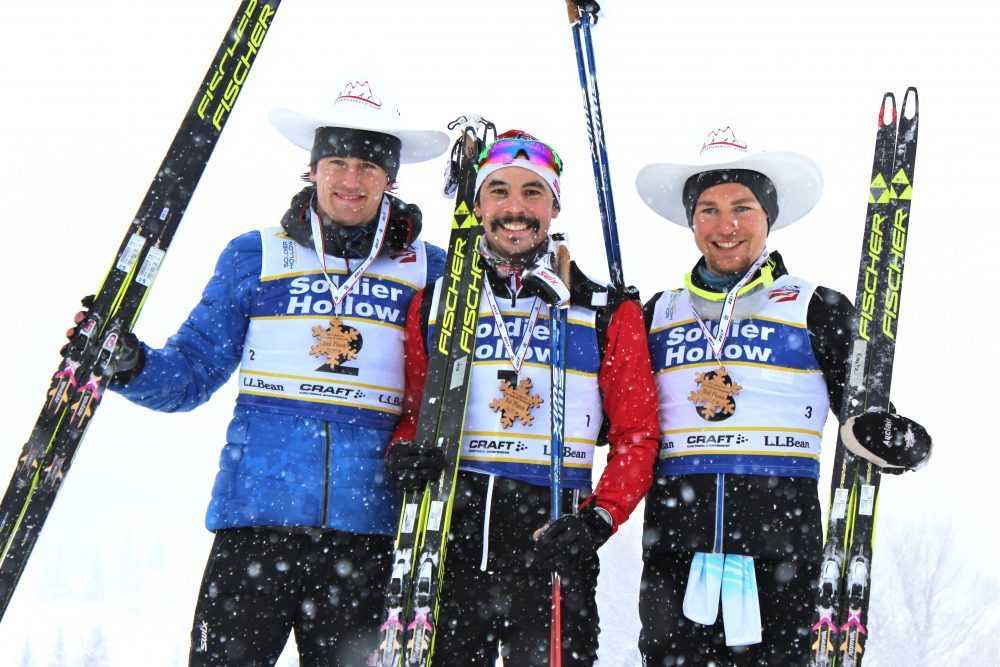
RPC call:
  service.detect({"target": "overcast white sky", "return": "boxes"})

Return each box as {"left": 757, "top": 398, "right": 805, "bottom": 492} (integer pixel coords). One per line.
{"left": 1, "top": 0, "right": 997, "bottom": 662}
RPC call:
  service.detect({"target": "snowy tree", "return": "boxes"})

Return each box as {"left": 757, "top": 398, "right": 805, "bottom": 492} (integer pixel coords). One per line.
{"left": 49, "top": 632, "right": 67, "bottom": 667}
{"left": 17, "top": 640, "right": 33, "bottom": 667}
{"left": 80, "top": 626, "right": 110, "bottom": 666}
{"left": 866, "top": 516, "right": 1000, "bottom": 666}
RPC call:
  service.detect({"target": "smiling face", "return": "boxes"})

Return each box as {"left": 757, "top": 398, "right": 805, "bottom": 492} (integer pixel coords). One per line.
{"left": 310, "top": 156, "right": 391, "bottom": 227}
{"left": 691, "top": 182, "right": 769, "bottom": 276}
{"left": 474, "top": 166, "right": 559, "bottom": 262}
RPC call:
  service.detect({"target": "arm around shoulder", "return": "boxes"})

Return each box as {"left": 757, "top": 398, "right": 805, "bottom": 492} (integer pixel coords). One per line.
{"left": 586, "top": 298, "right": 660, "bottom": 530}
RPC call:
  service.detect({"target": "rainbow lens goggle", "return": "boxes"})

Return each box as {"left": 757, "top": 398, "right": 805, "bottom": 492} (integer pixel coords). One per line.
{"left": 475, "top": 138, "right": 564, "bottom": 175}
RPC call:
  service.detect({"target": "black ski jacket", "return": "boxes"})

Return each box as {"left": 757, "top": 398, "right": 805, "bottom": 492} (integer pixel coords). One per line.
{"left": 642, "top": 252, "right": 854, "bottom": 562}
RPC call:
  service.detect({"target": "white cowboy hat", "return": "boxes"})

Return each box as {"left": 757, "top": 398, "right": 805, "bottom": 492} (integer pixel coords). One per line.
{"left": 635, "top": 125, "right": 823, "bottom": 231}
{"left": 269, "top": 77, "right": 449, "bottom": 164}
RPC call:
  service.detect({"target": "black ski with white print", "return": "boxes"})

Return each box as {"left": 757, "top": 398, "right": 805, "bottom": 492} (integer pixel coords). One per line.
{"left": 809, "top": 87, "right": 919, "bottom": 667}
{"left": 375, "top": 117, "right": 492, "bottom": 667}
{"left": 0, "top": 0, "right": 280, "bottom": 620}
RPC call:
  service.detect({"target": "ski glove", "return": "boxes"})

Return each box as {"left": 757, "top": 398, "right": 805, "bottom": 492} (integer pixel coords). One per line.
{"left": 521, "top": 254, "right": 570, "bottom": 307}
{"left": 63, "top": 295, "right": 145, "bottom": 386}
{"left": 531, "top": 506, "right": 613, "bottom": 573}
{"left": 385, "top": 440, "right": 446, "bottom": 490}
{"left": 841, "top": 411, "right": 932, "bottom": 474}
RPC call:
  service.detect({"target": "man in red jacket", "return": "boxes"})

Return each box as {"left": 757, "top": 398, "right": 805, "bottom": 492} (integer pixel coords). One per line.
{"left": 385, "top": 130, "right": 659, "bottom": 666}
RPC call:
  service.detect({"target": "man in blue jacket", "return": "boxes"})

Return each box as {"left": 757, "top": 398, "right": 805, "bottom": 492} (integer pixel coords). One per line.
{"left": 104, "top": 78, "right": 448, "bottom": 666}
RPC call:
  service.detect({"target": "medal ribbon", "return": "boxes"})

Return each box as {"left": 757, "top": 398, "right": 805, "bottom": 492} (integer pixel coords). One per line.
{"left": 310, "top": 195, "right": 391, "bottom": 307}
{"left": 690, "top": 249, "right": 770, "bottom": 363}
{"left": 483, "top": 278, "right": 542, "bottom": 374}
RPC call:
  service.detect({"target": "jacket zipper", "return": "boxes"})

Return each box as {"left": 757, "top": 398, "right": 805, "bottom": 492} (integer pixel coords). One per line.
{"left": 713, "top": 473, "right": 725, "bottom": 553}
{"left": 321, "top": 422, "right": 331, "bottom": 526}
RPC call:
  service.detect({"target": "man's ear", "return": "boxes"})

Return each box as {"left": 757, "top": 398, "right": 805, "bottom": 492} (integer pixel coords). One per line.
{"left": 550, "top": 200, "right": 561, "bottom": 219}
{"left": 307, "top": 165, "right": 317, "bottom": 183}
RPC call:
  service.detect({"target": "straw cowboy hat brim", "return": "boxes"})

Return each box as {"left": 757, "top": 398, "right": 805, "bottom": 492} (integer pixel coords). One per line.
{"left": 636, "top": 150, "right": 823, "bottom": 231}
{"left": 269, "top": 79, "right": 449, "bottom": 164}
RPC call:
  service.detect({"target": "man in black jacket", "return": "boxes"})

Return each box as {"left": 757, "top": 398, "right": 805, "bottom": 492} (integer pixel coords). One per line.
{"left": 634, "top": 126, "right": 931, "bottom": 665}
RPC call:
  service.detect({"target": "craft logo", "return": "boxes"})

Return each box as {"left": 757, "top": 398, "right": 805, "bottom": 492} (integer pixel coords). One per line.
{"left": 467, "top": 439, "right": 529, "bottom": 453}
{"left": 684, "top": 433, "right": 749, "bottom": 446}
{"left": 700, "top": 126, "right": 749, "bottom": 155}
{"left": 769, "top": 285, "right": 801, "bottom": 302}
{"left": 336, "top": 80, "right": 383, "bottom": 109}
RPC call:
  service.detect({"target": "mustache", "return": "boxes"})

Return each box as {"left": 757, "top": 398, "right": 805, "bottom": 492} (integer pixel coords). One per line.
{"left": 488, "top": 214, "right": 541, "bottom": 233}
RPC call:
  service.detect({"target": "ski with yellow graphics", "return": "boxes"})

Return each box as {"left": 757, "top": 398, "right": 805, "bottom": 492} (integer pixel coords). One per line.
{"left": 808, "top": 88, "right": 919, "bottom": 666}
{"left": 0, "top": 0, "right": 280, "bottom": 621}
{"left": 375, "top": 117, "right": 492, "bottom": 667}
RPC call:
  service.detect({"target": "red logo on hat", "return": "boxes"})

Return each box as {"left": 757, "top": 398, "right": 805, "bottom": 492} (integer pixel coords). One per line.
{"left": 336, "top": 81, "right": 383, "bottom": 108}
{"left": 701, "top": 126, "right": 748, "bottom": 155}
{"left": 498, "top": 129, "right": 538, "bottom": 141}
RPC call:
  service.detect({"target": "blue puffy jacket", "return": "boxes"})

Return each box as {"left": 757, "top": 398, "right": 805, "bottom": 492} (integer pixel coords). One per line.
{"left": 114, "top": 230, "right": 445, "bottom": 535}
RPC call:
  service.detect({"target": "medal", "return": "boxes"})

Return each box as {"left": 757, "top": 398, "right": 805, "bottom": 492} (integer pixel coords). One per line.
{"left": 688, "top": 367, "right": 742, "bottom": 421}
{"left": 310, "top": 317, "right": 361, "bottom": 370}
{"left": 489, "top": 377, "right": 543, "bottom": 429}
{"left": 482, "top": 277, "right": 545, "bottom": 428}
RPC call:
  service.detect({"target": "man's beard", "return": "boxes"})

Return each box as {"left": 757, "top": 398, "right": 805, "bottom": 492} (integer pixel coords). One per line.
{"left": 487, "top": 214, "right": 545, "bottom": 263}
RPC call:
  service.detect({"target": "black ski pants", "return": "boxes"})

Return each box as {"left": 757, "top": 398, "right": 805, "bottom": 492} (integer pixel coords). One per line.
{"left": 638, "top": 550, "right": 820, "bottom": 667}
{"left": 431, "top": 473, "right": 600, "bottom": 667}
{"left": 188, "top": 527, "right": 390, "bottom": 667}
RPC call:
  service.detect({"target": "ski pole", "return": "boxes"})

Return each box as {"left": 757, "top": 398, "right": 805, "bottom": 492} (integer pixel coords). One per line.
{"left": 548, "top": 236, "right": 571, "bottom": 667}
{"left": 563, "top": 1, "right": 625, "bottom": 291}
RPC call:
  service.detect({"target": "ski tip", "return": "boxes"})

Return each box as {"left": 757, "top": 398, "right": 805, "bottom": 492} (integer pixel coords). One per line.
{"left": 900, "top": 87, "right": 919, "bottom": 121}
{"left": 879, "top": 92, "right": 897, "bottom": 128}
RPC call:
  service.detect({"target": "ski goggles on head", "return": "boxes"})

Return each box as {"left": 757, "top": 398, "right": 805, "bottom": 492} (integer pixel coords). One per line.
{"left": 475, "top": 138, "right": 564, "bottom": 176}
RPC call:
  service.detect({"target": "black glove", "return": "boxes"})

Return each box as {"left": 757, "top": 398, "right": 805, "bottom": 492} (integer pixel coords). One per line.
{"left": 841, "top": 411, "right": 931, "bottom": 474}
{"left": 63, "top": 295, "right": 145, "bottom": 386}
{"left": 102, "top": 330, "right": 145, "bottom": 386}
{"left": 571, "top": 0, "right": 602, "bottom": 15}
{"left": 385, "top": 440, "right": 446, "bottom": 490}
{"left": 531, "top": 506, "right": 613, "bottom": 573}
